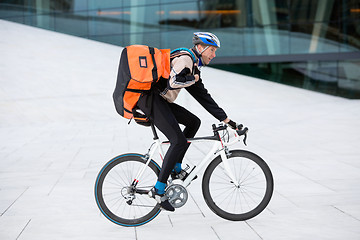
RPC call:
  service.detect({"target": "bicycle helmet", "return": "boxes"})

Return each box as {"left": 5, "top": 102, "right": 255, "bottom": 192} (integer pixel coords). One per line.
{"left": 192, "top": 32, "right": 220, "bottom": 48}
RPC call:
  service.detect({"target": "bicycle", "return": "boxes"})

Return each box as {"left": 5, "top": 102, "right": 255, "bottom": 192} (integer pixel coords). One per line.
{"left": 94, "top": 123, "right": 273, "bottom": 227}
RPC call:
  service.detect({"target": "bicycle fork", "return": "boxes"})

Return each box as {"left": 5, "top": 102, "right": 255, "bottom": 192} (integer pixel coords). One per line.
{"left": 220, "top": 147, "right": 240, "bottom": 188}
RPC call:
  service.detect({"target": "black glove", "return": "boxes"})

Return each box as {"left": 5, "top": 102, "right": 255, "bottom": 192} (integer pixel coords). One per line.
{"left": 227, "top": 120, "right": 237, "bottom": 130}
{"left": 179, "top": 67, "right": 191, "bottom": 76}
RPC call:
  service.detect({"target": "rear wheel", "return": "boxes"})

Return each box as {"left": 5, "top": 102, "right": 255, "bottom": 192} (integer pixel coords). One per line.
{"left": 202, "top": 150, "right": 273, "bottom": 221}
{"left": 95, "top": 154, "right": 161, "bottom": 227}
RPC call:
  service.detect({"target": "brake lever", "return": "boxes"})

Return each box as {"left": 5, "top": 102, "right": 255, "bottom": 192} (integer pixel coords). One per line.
{"left": 236, "top": 127, "right": 248, "bottom": 146}
{"left": 243, "top": 132, "right": 248, "bottom": 146}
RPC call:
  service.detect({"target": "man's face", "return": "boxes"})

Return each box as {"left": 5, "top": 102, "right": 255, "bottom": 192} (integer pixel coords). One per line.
{"left": 199, "top": 45, "right": 218, "bottom": 65}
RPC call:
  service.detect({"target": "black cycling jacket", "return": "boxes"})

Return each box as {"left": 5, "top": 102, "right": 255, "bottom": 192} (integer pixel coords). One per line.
{"left": 185, "top": 78, "right": 227, "bottom": 122}
{"left": 155, "top": 77, "right": 227, "bottom": 122}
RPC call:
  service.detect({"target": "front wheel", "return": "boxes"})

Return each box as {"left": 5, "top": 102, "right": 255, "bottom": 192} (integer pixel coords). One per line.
{"left": 95, "top": 154, "right": 161, "bottom": 227}
{"left": 202, "top": 150, "right": 273, "bottom": 221}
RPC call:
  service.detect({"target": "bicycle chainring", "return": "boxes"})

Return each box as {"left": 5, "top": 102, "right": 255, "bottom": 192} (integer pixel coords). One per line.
{"left": 165, "top": 184, "right": 188, "bottom": 208}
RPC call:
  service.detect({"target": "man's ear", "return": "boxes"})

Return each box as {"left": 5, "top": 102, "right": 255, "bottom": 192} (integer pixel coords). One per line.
{"left": 197, "top": 44, "right": 204, "bottom": 52}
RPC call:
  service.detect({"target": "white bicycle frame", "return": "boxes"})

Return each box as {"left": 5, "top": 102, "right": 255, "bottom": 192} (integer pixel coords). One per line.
{"left": 135, "top": 125, "right": 244, "bottom": 188}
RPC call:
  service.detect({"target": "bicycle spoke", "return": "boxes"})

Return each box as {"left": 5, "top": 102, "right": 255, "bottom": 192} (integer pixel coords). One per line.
{"left": 221, "top": 187, "right": 237, "bottom": 210}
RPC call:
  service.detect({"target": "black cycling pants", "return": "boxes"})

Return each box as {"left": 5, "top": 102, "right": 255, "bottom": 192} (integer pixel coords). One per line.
{"left": 137, "top": 93, "right": 201, "bottom": 183}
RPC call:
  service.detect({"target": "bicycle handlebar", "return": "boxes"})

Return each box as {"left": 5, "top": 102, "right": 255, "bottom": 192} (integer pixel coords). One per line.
{"left": 212, "top": 123, "right": 248, "bottom": 146}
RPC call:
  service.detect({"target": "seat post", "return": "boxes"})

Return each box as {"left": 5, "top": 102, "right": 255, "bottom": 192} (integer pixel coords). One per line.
{"left": 150, "top": 123, "right": 159, "bottom": 140}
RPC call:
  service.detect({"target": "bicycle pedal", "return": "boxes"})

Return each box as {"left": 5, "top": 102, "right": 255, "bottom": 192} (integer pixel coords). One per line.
{"left": 170, "top": 170, "right": 187, "bottom": 181}
{"left": 183, "top": 164, "right": 190, "bottom": 171}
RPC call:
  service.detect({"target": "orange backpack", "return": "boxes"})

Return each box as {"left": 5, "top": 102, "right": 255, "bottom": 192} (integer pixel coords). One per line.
{"left": 113, "top": 45, "right": 171, "bottom": 123}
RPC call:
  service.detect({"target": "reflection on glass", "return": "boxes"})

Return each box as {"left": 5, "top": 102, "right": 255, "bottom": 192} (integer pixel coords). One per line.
{"left": 0, "top": 0, "right": 359, "bottom": 98}
{"left": 338, "top": 59, "right": 360, "bottom": 92}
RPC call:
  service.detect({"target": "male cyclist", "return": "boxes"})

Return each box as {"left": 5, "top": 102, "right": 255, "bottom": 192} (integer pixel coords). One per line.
{"left": 137, "top": 32, "right": 239, "bottom": 211}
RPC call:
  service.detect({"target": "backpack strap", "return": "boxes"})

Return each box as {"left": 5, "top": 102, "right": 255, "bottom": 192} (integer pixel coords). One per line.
{"left": 149, "top": 46, "right": 158, "bottom": 82}
{"left": 170, "top": 48, "right": 196, "bottom": 64}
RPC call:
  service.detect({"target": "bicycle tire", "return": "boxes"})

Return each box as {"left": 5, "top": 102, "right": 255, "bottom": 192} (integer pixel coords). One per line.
{"left": 202, "top": 150, "right": 273, "bottom": 221}
{"left": 95, "top": 153, "right": 161, "bottom": 227}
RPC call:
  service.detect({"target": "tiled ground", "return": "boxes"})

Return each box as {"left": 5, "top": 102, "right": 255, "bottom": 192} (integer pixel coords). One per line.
{"left": 1, "top": 20, "right": 360, "bottom": 239}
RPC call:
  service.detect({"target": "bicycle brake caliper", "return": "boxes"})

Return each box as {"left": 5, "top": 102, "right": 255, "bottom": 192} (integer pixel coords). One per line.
{"left": 224, "top": 146, "right": 232, "bottom": 158}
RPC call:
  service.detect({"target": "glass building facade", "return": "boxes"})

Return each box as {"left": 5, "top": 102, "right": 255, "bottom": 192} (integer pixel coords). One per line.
{"left": 1, "top": 0, "right": 360, "bottom": 98}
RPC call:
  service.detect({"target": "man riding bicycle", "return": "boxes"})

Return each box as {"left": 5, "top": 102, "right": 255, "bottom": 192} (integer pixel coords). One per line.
{"left": 137, "top": 32, "right": 239, "bottom": 211}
